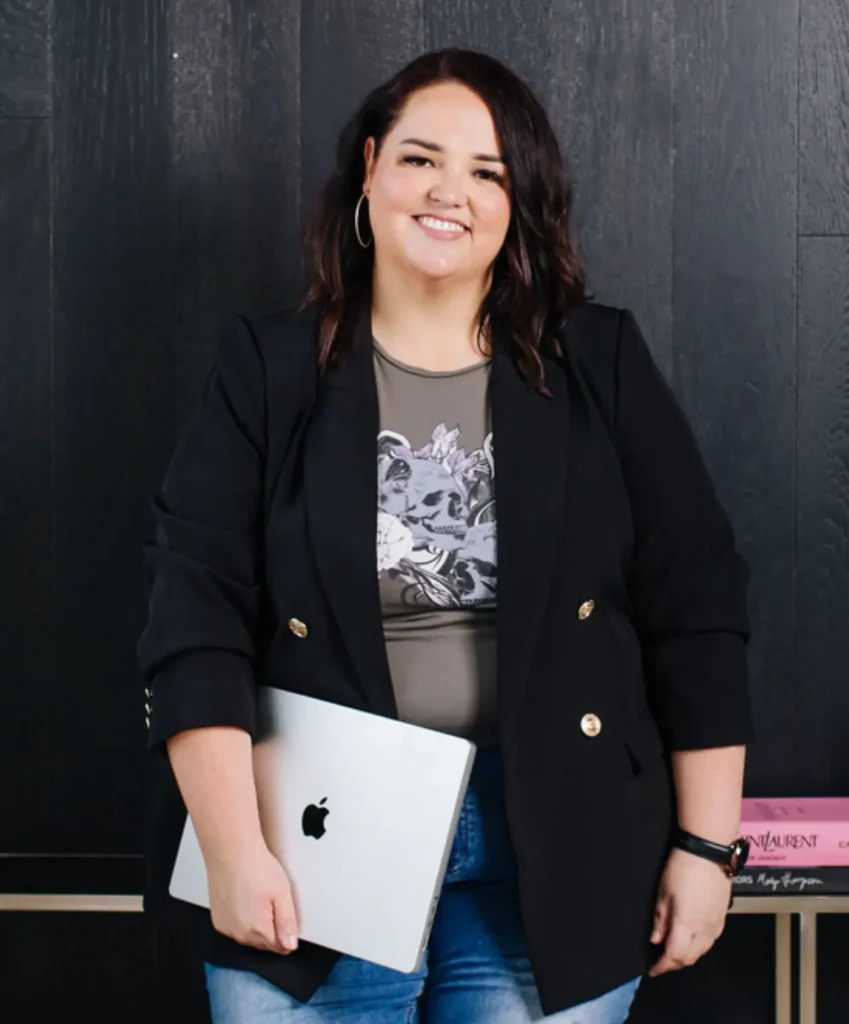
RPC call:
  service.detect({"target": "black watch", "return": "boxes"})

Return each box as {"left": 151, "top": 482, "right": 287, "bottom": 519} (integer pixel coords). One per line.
{"left": 672, "top": 827, "right": 750, "bottom": 878}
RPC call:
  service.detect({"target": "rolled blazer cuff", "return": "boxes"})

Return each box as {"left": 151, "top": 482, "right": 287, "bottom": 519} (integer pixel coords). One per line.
{"left": 146, "top": 649, "right": 257, "bottom": 752}
{"left": 643, "top": 630, "right": 756, "bottom": 751}
{"left": 612, "top": 308, "right": 756, "bottom": 753}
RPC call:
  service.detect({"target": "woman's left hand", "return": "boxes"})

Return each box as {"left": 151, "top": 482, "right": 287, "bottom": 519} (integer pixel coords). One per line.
{"left": 647, "top": 847, "right": 731, "bottom": 977}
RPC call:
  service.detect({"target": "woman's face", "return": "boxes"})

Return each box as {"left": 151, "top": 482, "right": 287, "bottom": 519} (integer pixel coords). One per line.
{"left": 362, "top": 82, "right": 511, "bottom": 284}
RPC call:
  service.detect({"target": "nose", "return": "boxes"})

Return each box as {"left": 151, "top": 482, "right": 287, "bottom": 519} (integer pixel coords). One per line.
{"left": 428, "top": 165, "right": 466, "bottom": 207}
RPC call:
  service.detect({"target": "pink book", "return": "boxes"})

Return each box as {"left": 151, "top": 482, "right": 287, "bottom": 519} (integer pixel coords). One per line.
{"left": 740, "top": 798, "right": 849, "bottom": 867}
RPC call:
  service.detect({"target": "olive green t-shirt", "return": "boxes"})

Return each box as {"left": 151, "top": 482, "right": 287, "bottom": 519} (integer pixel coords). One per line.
{"left": 374, "top": 338, "right": 498, "bottom": 749}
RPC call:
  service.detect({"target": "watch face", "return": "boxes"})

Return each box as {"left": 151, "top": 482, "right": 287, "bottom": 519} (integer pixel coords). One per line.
{"left": 732, "top": 838, "right": 751, "bottom": 871}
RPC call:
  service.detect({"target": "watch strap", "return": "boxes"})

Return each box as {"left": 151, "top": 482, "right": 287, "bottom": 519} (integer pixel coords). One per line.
{"left": 673, "top": 827, "right": 746, "bottom": 877}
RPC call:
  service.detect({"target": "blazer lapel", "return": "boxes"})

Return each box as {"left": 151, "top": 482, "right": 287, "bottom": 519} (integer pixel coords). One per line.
{"left": 490, "top": 332, "right": 571, "bottom": 717}
{"left": 303, "top": 305, "right": 398, "bottom": 719}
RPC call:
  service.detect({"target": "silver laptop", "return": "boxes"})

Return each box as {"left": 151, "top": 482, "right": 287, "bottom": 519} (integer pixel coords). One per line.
{"left": 169, "top": 685, "right": 476, "bottom": 973}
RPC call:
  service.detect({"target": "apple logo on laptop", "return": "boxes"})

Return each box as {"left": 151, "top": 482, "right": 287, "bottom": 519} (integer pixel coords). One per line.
{"left": 302, "top": 797, "right": 329, "bottom": 839}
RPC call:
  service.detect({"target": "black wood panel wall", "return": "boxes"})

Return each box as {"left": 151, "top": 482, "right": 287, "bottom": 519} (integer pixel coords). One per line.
{"left": 2, "top": 1, "right": 848, "bottom": 1021}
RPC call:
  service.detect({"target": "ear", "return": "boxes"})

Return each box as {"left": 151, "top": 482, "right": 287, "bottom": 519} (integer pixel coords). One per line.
{"left": 362, "top": 136, "right": 376, "bottom": 192}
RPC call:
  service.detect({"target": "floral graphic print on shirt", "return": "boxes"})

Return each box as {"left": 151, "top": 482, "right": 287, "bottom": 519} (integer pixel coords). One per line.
{"left": 377, "top": 423, "right": 496, "bottom": 608}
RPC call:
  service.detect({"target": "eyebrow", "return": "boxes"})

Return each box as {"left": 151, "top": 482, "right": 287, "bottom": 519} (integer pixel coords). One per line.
{"left": 399, "top": 136, "right": 506, "bottom": 165}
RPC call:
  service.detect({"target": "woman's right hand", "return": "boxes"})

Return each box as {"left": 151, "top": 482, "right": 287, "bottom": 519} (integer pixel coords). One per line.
{"left": 207, "top": 842, "right": 300, "bottom": 955}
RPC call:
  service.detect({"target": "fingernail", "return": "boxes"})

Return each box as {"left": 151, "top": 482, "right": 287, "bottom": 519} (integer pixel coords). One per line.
{"left": 286, "top": 935, "right": 298, "bottom": 950}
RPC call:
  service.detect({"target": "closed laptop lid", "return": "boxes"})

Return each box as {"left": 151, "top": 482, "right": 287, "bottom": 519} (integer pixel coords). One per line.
{"left": 169, "top": 686, "right": 476, "bottom": 972}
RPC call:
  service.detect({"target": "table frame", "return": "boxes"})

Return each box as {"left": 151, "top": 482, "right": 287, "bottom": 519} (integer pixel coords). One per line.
{"left": 729, "top": 894, "right": 849, "bottom": 1024}
{"left": 3, "top": 892, "right": 849, "bottom": 1023}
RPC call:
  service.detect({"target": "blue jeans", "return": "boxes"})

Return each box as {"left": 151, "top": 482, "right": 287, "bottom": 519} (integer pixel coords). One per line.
{"left": 205, "top": 749, "right": 641, "bottom": 1022}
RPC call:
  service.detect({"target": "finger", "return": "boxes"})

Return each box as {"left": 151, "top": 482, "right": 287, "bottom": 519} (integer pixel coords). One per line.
{"left": 251, "top": 930, "right": 281, "bottom": 954}
{"left": 273, "top": 892, "right": 299, "bottom": 954}
{"left": 650, "top": 897, "right": 670, "bottom": 944}
{"left": 688, "top": 928, "right": 720, "bottom": 965}
{"left": 649, "top": 948, "right": 690, "bottom": 977}
{"left": 684, "top": 911, "right": 727, "bottom": 965}
{"left": 246, "top": 895, "right": 288, "bottom": 954}
{"left": 648, "top": 921, "right": 694, "bottom": 976}
{"left": 240, "top": 920, "right": 277, "bottom": 953}
{"left": 248, "top": 908, "right": 284, "bottom": 954}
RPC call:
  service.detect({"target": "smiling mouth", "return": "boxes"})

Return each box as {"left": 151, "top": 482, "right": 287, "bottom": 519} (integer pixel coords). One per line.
{"left": 413, "top": 215, "right": 470, "bottom": 233}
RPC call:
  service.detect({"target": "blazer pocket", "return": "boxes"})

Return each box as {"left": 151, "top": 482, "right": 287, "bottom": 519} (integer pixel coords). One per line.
{"left": 622, "top": 715, "right": 667, "bottom": 775}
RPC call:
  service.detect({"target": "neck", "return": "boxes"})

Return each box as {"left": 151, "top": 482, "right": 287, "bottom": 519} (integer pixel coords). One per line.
{"left": 370, "top": 259, "right": 492, "bottom": 371}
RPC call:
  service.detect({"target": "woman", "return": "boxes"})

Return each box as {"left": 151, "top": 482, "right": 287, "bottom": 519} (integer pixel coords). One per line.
{"left": 138, "top": 49, "right": 755, "bottom": 1023}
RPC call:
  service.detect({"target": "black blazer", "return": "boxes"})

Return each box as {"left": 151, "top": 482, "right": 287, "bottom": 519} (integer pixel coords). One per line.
{"left": 137, "top": 299, "right": 755, "bottom": 1016}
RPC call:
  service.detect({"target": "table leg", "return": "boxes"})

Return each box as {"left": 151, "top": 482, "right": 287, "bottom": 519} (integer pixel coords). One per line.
{"left": 799, "top": 911, "right": 817, "bottom": 1024}
{"left": 775, "top": 913, "right": 792, "bottom": 1024}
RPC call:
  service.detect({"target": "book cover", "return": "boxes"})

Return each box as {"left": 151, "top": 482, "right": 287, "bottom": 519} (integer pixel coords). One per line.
{"left": 732, "top": 866, "right": 849, "bottom": 895}
{"left": 740, "top": 798, "right": 849, "bottom": 867}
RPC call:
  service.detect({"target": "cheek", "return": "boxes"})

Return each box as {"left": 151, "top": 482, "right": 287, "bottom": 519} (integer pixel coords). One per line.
{"left": 475, "top": 191, "right": 511, "bottom": 243}
{"left": 377, "top": 169, "right": 419, "bottom": 212}
{"left": 368, "top": 172, "right": 420, "bottom": 246}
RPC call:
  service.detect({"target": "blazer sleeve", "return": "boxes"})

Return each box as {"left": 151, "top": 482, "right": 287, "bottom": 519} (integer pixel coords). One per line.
{"left": 614, "top": 309, "right": 756, "bottom": 751}
{"left": 137, "top": 315, "right": 267, "bottom": 753}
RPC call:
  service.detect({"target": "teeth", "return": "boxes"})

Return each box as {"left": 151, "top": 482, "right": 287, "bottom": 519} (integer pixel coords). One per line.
{"left": 417, "top": 216, "right": 466, "bottom": 233}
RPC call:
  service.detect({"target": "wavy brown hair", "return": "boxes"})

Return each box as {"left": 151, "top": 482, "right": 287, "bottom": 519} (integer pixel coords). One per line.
{"left": 295, "top": 47, "right": 590, "bottom": 393}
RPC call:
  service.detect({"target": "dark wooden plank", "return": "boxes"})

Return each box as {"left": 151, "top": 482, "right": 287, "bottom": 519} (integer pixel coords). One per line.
{"left": 0, "top": 912, "right": 187, "bottom": 1024}
{"left": 796, "top": 236, "right": 849, "bottom": 794}
{"left": 0, "top": 120, "right": 52, "bottom": 759}
{"left": 0, "top": 853, "right": 142, "bottom": 893}
{"left": 424, "top": 0, "right": 554, "bottom": 100}
{"left": 51, "top": 0, "right": 175, "bottom": 761}
{"left": 818, "top": 915, "right": 849, "bottom": 1024}
{"left": 0, "top": 0, "right": 49, "bottom": 117}
{"left": 301, "top": 0, "right": 425, "bottom": 246}
{"left": 673, "top": 0, "right": 799, "bottom": 797}
{"left": 169, "top": 0, "right": 302, "bottom": 419}
{"left": 45, "top": 751, "right": 145, "bottom": 851}
{"left": 800, "top": 0, "right": 849, "bottom": 234}
{"left": 0, "top": 751, "right": 143, "bottom": 852}
{"left": 426, "top": 3, "right": 674, "bottom": 372}
{"left": 545, "top": 0, "right": 674, "bottom": 375}
{"left": 0, "top": 753, "right": 44, "bottom": 851}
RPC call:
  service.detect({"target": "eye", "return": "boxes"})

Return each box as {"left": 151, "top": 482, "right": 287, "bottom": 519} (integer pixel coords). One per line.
{"left": 401, "top": 154, "right": 505, "bottom": 185}
{"left": 474, "top": 168, "right": 505, "bottom": 185}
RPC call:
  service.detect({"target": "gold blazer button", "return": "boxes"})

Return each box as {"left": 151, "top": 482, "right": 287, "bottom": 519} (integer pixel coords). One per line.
{"left": 581, "top": 713, "right": 602, "bottom": 737}
{"left": 288, "top": 617, "right": 308, "bottom": 639}
{"left": 578, "top": 599, "right": 595, "bottom": 620}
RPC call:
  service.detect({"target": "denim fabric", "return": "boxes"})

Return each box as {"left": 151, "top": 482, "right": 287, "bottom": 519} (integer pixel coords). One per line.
{"left": 205, "top": 748, "right": 641, "bottom": 1023}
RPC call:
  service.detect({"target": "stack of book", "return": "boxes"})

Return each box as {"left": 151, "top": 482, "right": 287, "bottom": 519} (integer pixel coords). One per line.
{"left": 732, "top": 798, "right": 849, "bottom": 895}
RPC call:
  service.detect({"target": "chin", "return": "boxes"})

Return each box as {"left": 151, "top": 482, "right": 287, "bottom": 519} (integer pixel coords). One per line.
{"left": 401, "top": 252, "right": 469, "bottom": 280}
{"left": 415, "top": 265, "right": 463, "bottom": 281}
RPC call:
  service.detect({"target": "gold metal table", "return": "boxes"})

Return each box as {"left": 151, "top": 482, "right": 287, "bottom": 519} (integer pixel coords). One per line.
{"left": 3, "top": 891, "right": 849, "bottom": 1023}
{"left": 729, "top": 894, "right": 849, "bottom": 1024}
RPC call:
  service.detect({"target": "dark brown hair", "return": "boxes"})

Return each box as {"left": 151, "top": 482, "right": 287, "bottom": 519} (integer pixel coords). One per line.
{"left": 296, "top": 47, "right": 590, "bottom": 392}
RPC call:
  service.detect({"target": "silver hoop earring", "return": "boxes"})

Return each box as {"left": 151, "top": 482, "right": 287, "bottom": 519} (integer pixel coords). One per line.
{"left": 354, "top": 192, "right": 373, "bottom": 249}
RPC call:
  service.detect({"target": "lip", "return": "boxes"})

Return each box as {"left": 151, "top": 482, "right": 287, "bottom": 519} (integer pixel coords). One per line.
{"left": 412, "top": 214, "right": 470, "bottom": 238}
